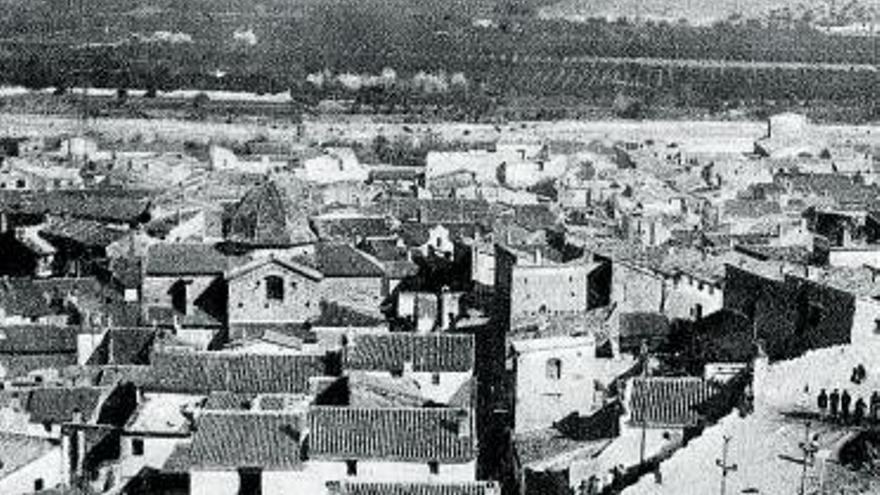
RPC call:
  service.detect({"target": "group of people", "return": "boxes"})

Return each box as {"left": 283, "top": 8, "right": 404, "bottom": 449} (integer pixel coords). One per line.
{"left": 817, "top": 388, "right": 880, "bottom": 425}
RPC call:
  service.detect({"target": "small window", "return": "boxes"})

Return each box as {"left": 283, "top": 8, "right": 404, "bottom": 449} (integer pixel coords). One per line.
{"left": 807, "top": 303, "right": 823, "bottom": 327}
{"left": 15, "top": 179, "right": 25, "bottom": 189}
{"left": 428, "top": 461, "right": 439, "bottom": 475}
{"left": 546, "top": 358, "right": 562, "bottom": 380}
{"left": 132, "top": 438, "right": 144, "bottom": 456}
{"left": 346, "top": 460, "right": 358, "bottom": 476}
{"left": 874, "top": 319, "right": 880, "bottom": 335}
{"left": 694, "top": 304, "right": 703, "bottom": 320}
{"left": 265, "top": 275, "right": 284, "bottom": 301}
{"left": 34, "top": 479, "right": 44, "bottom": 492}
{"left": 431, "top": 373, "right": 441, "bottom": 385}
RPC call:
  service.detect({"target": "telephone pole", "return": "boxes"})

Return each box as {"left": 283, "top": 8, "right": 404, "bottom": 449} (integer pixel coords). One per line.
{"left": 715, "top": 435, "right": 737, "bottom": 495}
{"left": 798, "top": 421, "right": 819, "bottom": 495}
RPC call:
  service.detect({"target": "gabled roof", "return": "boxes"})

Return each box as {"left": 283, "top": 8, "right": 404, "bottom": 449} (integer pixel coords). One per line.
{"left": 87, "top": 328, "right": 157, "bottom": 366}
{"left": 25, "top": 386, "right": 106, "bottom": 424}
{"left": 722, "top": 200, "right": 783, "bottom": 219}
{"left": 0, "top": 325, "right": 78, "bottom": 354}
{"left": 331, "top": 481, "right": 500, "bottom": 495}
{"left": 344, "top": 334, "right": 475, "bottom": 373}
{"left": 227, "top": 179, "right": 317, "bottom": 246}
{"left": 225, "top": 255, "right": 323, "bottom": 281}
{"left": 144, "top": 350, "right": 326, "bottom": 394}
{"left": 188, "top": 412, "right": 304, "bottom": 470}
{"left": 629, "top": 377, "right": 724, "bottom": 427}
{"left": 145, "top": 243, "right": 236, "bottom": 276}
{"left": 309, "top": 407, "right": 475, "bottom": 462}
{"left": 314, "top": 243, "right": 386, "bottom": 278}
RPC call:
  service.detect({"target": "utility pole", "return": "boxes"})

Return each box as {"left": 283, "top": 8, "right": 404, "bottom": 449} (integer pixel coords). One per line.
{"left": 638, "top": 339, "right": 649, "bottom": 467}
{"left": 715, "top": 435, "right": 737, "bottom": 495}
{"left": 798, "top": 421, "right": 819, "bottom": 495}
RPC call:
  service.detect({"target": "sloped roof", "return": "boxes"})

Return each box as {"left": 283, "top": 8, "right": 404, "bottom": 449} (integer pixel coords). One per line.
{"left": 0, "top": 189, "right": 153, "bottom": 223}
{"left": 227, "top": 179, "right": 316, "bottom": 246}
{"left": 99, "top": 328, "right": 157, "bottom": 365}
{"left": 397, "top": 223, "right": 479, "bottom": 248}
{"left": 333, "top": 481, "right": 499, "bottom": 495}
{"left": 345, "top": 372, "right": 427, "bottom": 409}
{"left": 722, "top": 200, "right": 783, "bottom": 219}
{"left": 0, "top": 325, "right": 78, "bottom": 354}
{"left": 144, "top": 350, "right": 326, "bottom": 394}
{"left": 311, "top": 215, "right": 392, "bottom": 242}
{"left": 161, "top": 442, "right": 192, "bottom": 473}
{"left": 345, "top": 334, "right": 475, "bottom": 373}
{"left": 314, "top": 301, "right": 385, "bottom": 328}
{"left": 25, "top": 387, "right": 106, "bottom": 424}
{"left": 309, "top": 407, "right": 475, "bottom": 462}
{"left": 0, "top": 354, "right": 77, "bottom": 378}
{"left": 0, "top": 433, "right": 57, "bottom": 479}
{"left": 0, "top": 277, "right": 109, "bottom": 320}
{"left": 145, "top": 243, "right": 235, "bottom": 275}
{"left": 41, "top": 217, "right": 129, "bottom": 248}
{"left": 225, "top": 255, "right": 323, "bottom": 281}
{"left": 188, "top": 412, "right": 304, "bottom": 470}
{"left": 629, "top": 377, "right": 724, "bottom": 427}
{"left": 315, "top": 243, "right": 386, "bottom": 278}
{"left": 202, "top": 392, "right": 256, "bottom": 411}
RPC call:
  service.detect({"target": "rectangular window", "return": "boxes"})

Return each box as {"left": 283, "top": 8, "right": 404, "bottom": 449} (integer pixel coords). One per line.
{"left": 431, "top": 373, "right": 441, "bottom": 385}
{"left": 429, "top": 461, "right": 440, "bottom": 475}
{"left": 346, "top": 460, "right": 358, "bottom": 476}
{"left": 132, "top": 438, "right": 144, "bottom": 456}
{"left": 875, "top": 319, "right": 880, "bottom": 335}
{"left": 34, "top": 479, "right": 44, "bottom": 492}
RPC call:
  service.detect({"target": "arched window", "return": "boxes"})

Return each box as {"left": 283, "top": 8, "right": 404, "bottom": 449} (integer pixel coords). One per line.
{"left": 546, "top": 358, "right": 562, "bottom": 380}
{"left": 265, "top": 275, "right": 284, "bottom": 301}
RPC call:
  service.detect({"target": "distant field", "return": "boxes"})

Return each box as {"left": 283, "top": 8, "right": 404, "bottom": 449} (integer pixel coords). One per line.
{"left": 538, "top": 0, "right": 879, "bottom": 24}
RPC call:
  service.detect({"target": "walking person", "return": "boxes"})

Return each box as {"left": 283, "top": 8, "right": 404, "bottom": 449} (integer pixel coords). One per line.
{"left": 830, "top": 389, "right": 840, "bottom": 419}
{"left": 817, "top": 389, "right": 828, "bottom": 418}
{"left": 841, "top": 390, "right": 852, "bottom": 423}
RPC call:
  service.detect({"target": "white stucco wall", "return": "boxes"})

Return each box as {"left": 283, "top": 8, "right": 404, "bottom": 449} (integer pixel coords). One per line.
{"left": 850, "top": 297, "right": 880, "bottom": 348}
{"left": 119, "top": 434, "right": 188, "bottom": 481}
{"left": 0, "top": 446, "right": 62, "bottom": 495}
{"left": 665, "top": 276, "right": 723, "bottom": 321}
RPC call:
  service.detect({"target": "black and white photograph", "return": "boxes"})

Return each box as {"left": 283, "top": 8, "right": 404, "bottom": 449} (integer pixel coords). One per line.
{"left": 0, "top": 0, "right": 876, "bottom": 493}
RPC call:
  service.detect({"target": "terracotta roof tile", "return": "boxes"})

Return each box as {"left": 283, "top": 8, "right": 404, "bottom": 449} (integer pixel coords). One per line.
{"left": 315, "top": 243, "right": 386, "bottom": 278}
{"left": 145, "top": 350, "right": 326, "bottom": 394}
{"left": 25, "top": 386, "right": 106, "bottom": 424}
{"left": 188, "top": 412, "right": 304, "bottom": 469}
{"left": 227, "top": 179, "right": 316, "bottom": 246}
{"left": 629, "top": 377, "right": 724, "bottom": 427}
{"left": 345, "top": 334, "right": 474, "bottom": 373}
{"left": 0, "top": 325, "right": 78, "bottom": 354}
{"left": 309, "top": 407, "right": 476, "bottom": 462}
{"left": 144, "top": 243, "right": 236, "bottom": 275}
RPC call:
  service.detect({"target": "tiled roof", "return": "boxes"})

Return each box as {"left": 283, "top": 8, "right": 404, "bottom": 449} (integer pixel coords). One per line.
{"left": 161, "top": 442, "right": 192, "bottom": 473}
{"left": 345, "top": 334, "right": 474, "bottom": 373}
{"left": 629, "top": 377, "right": 724, "bottom": 427}
{"left": 507, "top": 204, "right": 559, "bottom": 231}
{"left": 227, "top": 179, "right": 317, "bottom": 246}
{"left": 0, "top": 354, "right": 77, "bottom": 378}
{"left": 40, "top": 216, "right": 129, "bottom": 248}
{"left": 188, "top": 412, "right": 304, "bottom": 469}
{"left": 358, "top": 237, "right": 407, "bottom": 262}
{"left": 144, "top": 210, "right": 202, "bottom": 239}
{"left": 145, "top": 306, "right": 224, "bottom": 328}
{"left": 314, "top": 301, "right": 385, "bottom": 328}
{"left": 0, "top": 189, "right": 153, "bottom": 223}
{"left": 722, "top": 200, "right": 782, "bottom": 219}
{"left": 0, "top": 325, "right": 78, "bottom": 354}
{"left": 144, "top": 350, "right": 326, "bottom": 394}
{"left": 309, "top": 407, "right": 475, "bottom": 462}
{"left": 332, "top": 481, "right": 499, "bottom": 495}
{"left": 88, "top": 328, "right": 156, "bottom": 366}
{"left": 230, "top": 322, "right": 316, "bottom": 345}
{"left": 345, "top": 373, "right": 427, "bottom": 409}
{"left": 0, "top": 277, "right": 107, "bottom": 320}
{"left": 0, "top": 433, "right": 57, "bottom": 479}
{"left": 376, "top": 199, "right": 491, "bottom": 225}
{"left": 225, "top": 255, "right": 323, "bottom": 281}
{"left": 202, "top": 392, "right": 256, "bottom": 410}
{"left": 311, "top": 215, "right": 392, "bottom": 242}
{"left": 25, "top": 386, "right": 106, "bottom": 424}
{"left": 144, "top": 243, "right": 236, "bottom": 275}
{"left": 314, "top": 243, "right": 386, "bottom": 278}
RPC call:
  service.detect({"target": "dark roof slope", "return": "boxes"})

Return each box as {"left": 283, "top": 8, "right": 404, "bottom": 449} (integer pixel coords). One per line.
{"left": 25, "top": 387, "right": 106, "bottom": 423}
{"left": 315, "top": 243, "right": 386, "bottom": 278}
{"left": 629, "top": 377, "right": 724, "bottom": 427}
{"left": 0, "top": 190, "right": 152, "bottom": 223}
{"left": 0, "top": 325, "right": 78, "bottom": 354}
{"left": 188, "top": 412, "right": 304, "bottom": 470}
{"left": 40, "top": 217, "right": 129, "bottom": 248}
{"left": 309, "top": 407, "right": 475, "bottom": 462}
{"left": 345, "top": 334, "right": 475, "bottom": 373}
{"left": 144, "top": 350, "right": 326, "bottom": 394}
{"left": 311, "top": 216, "right": 392, "bottom": 242}
{"left": 145, "top": 243, "right": 235, "bottom": 275}
{"left": 397, "top": 223, "right": 479, "bottom": 247}
{"left": 227, "top": 179, "right": 316, "bottom": 246}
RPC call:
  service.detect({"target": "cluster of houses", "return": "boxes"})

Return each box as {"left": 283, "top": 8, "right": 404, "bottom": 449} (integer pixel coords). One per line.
{"left": 0, "top": 113, "right": 876, "bottom": 494}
